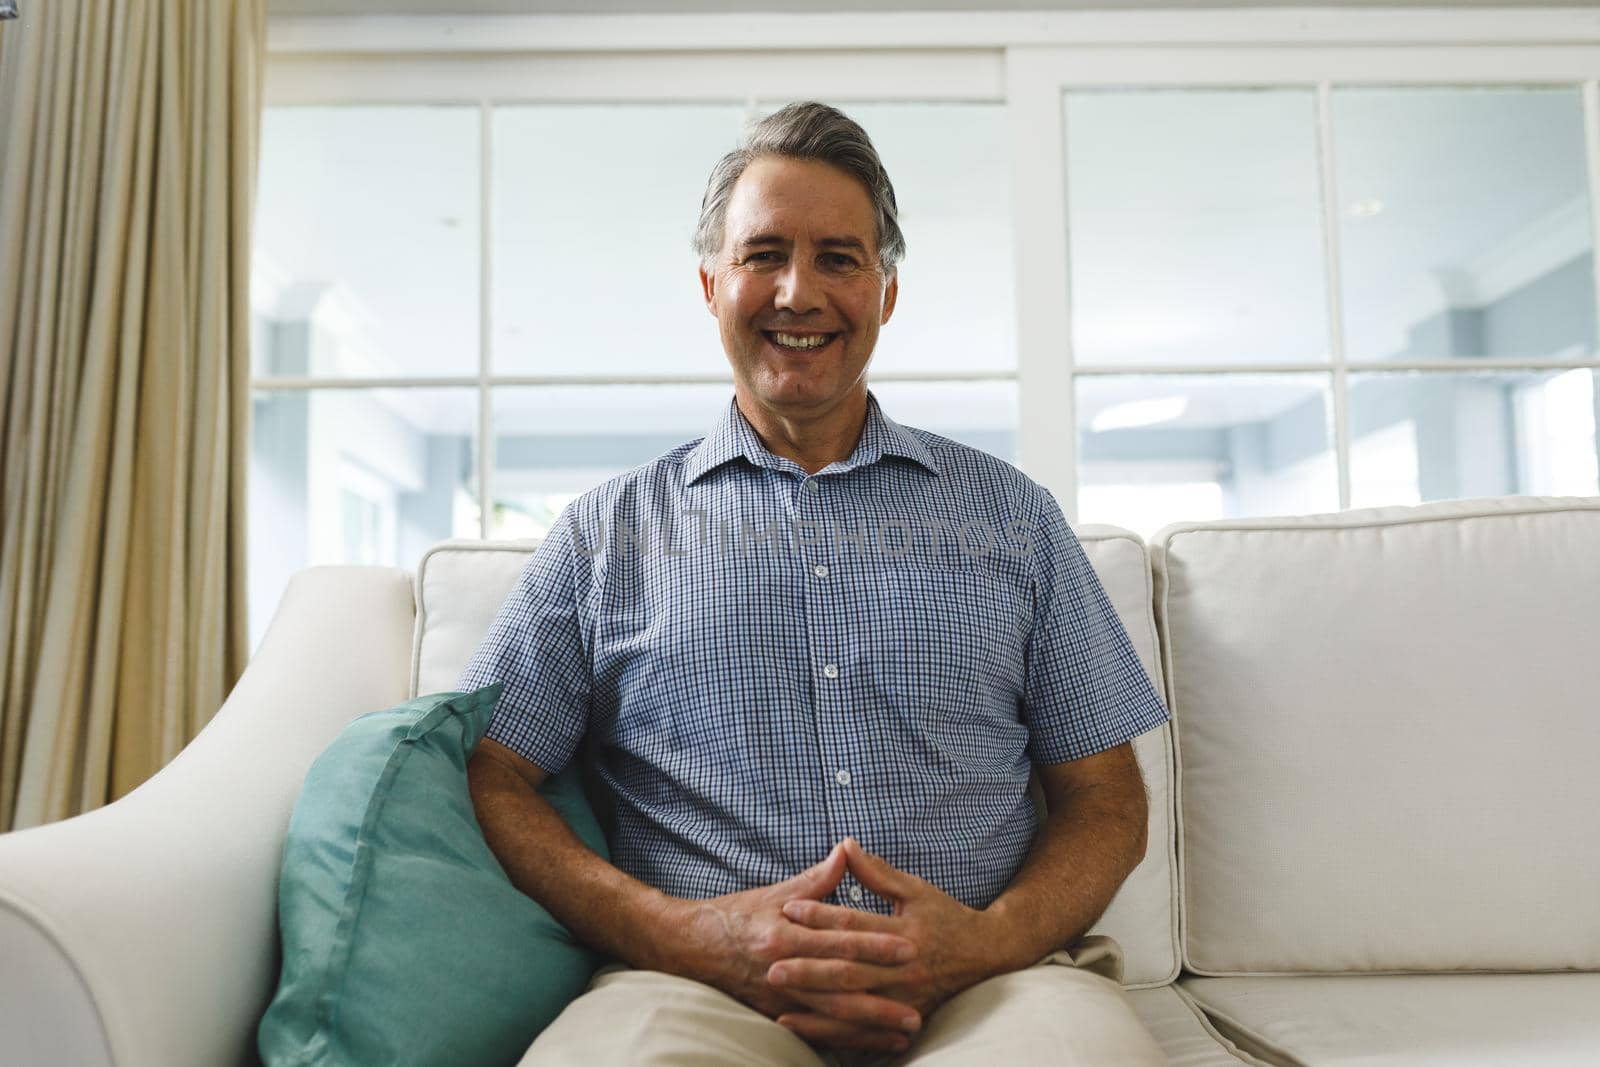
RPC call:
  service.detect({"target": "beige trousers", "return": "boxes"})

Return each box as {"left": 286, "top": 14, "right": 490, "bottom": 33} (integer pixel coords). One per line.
{"left": 519, "top": 935, "right": 1169, "bottom": 1066}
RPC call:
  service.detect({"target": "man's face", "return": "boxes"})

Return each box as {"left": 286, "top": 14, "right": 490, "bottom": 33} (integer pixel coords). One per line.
{"left": 699, "top": 155, "right": 898, "bottom": 415}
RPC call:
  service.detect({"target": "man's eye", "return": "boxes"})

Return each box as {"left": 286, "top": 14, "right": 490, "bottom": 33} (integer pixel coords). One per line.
{"left": 746, "top": 251, "right": 781, "bottom": 264}
{"left": 822, "top": 253, "right": 859, "bottom": 270}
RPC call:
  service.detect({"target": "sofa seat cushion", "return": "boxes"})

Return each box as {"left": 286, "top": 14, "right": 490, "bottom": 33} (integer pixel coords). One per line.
{"left": 1125, "top": 985, "right": 1264, "bottom": 1065}
{"left": 1179, "top": 974, "right": 1600, "bottom": 1066}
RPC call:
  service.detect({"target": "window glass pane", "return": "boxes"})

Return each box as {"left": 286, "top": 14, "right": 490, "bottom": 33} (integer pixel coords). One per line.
{"left": 1077, "top": 374, "right": 1337, "bottom": 537}
{"left": 491, "top": 105, "right": 745, "bottom": 378}
{"left": 491, "top": 384, "right": 733, "bottom": 539}
{"left": 1064, "top": 89, "right": 1329, "bottom": 366}
{"left": 1334, "top": 87, "right": 1596, "bottom": 364}
{"left": 868, "top": 380, "right": 1018, "bottom": 462}
{"left": 824, "top": 103, "right": 1015, "bottom": 374}
{"left": 742, "top": 101, "right": 1015, "bottom": 374}
{"left": 249, "top": 388, "right": 480, "bottom": 650}
{"left": 1348, "top": 369, "right": 1599, "bottom": 507}
{"left": 253, "top": 107, "right": 480, "bottom": 378}
{"left": 490, "top": 381, "right": 1014, "bottom": 539}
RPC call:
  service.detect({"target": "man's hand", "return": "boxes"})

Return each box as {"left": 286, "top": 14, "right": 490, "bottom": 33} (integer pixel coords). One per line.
{"left": 767, "top": 837, "right": 1019, "bottom": 1049}
{"left": 657, "top": 842, "right": 928, "bottom": 1054}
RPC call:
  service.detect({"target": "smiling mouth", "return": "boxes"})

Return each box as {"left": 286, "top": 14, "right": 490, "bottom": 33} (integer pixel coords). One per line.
{"left": 763, "top": 330, "right": 839, "bottom": 352}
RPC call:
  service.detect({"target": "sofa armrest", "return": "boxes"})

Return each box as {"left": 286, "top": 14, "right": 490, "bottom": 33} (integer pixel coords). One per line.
{"left": 0, "top": 566, "right": 416, "bottom": 1067}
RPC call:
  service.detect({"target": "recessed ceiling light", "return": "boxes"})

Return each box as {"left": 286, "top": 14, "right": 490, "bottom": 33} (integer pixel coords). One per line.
{"left": 1090, "top": 396, "right": 1190, "bottom": 433}
{"left": 1348, "top": 199, "right": 1384, "bottom": 217}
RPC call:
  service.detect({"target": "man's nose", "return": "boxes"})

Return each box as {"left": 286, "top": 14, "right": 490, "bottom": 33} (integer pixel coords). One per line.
{"left": 773, "top": 259, "right": 824, "bottom": 314}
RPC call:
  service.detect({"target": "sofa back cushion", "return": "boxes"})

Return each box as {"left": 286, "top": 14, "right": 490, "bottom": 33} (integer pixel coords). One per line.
{"left": 414, "top": 528, "right": 1179, "bottom": 986}
{"left": 413, "top": 541, "right": 535, "bottom": 697}
{"left": 1156, "top": 495, "right": 1600, "bottom": 975}
{"left": 1067, "top": 526, "right": 1179, "bottom": 988}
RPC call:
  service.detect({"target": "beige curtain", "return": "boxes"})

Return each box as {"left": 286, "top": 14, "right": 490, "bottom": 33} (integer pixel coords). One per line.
{"left": 0, "top": 0, "right": 264, "bottom": 830}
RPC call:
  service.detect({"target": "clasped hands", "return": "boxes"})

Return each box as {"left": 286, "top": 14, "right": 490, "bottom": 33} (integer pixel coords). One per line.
{"left": 666, "top": 837, "right": 1016, "bottom": 1056}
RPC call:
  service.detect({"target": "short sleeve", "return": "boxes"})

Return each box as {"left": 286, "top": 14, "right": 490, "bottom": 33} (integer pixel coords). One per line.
{"left": 457, "top": 506, "right": 592, "bottom": 775}
{"left": 1021, "top": 488, "right": 1170, "bottom": 764}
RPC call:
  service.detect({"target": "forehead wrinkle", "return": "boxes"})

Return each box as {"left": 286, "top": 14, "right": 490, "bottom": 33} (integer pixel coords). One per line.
{"left": 732, "top": 231, "right": 870, "bottom": 251}
{"left": 728, "top": 213, "right": 876, "bottom": 256}
{"left": 724, "top": 162, "right": 879, "bottom": 254}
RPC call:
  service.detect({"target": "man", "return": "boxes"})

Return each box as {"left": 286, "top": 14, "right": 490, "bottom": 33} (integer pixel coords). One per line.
{"left": 461, "top": 102, "right": 1172, "bottom": 1065}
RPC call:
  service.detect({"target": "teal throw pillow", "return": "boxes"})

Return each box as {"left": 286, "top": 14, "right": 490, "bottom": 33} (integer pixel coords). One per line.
{"left": 258, "top": 684, "right": 608, "bottom": 1066}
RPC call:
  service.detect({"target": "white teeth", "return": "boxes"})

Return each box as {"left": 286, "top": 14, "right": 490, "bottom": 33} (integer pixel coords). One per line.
{"left": 770, "top": 332, "right": 832, "bottom": 350}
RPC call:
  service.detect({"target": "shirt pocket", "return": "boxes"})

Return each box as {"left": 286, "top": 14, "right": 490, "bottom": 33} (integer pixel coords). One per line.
{"left": 872, "top": 562, "right": 1031, "bottom": 774}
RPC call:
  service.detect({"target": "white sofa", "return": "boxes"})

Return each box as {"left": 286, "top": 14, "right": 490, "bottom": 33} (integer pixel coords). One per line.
{"left": 3, "top": 494, "right": 1597, "bottom": 1066}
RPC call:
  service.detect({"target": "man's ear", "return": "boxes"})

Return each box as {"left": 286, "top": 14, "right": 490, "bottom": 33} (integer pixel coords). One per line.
{"left": 880, "top": 270, "right": 899, "bottom": 327}
{"left": 698, "top": 262, "right": 717, "bottom": 316}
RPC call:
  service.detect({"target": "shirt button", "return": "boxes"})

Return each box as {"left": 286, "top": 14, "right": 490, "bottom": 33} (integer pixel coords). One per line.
{"left": 822, "top": 663, "right": 839, "bottom": 679}
{"left": 812, "top": 563, "right": 829, "bottom": 578}
{"left": 835, "top": 769, "right": 852, "bottom": 785}
{"left": 804, "top": 478, "right": 820, "bottom": 493}
{"left": 848, "top": 885, "right": 864, "bottom": 902}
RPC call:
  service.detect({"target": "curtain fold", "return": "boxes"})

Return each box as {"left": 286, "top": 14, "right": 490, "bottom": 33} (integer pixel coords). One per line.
{"left": 0, "top": 0, "right": 263, "bottom": 830}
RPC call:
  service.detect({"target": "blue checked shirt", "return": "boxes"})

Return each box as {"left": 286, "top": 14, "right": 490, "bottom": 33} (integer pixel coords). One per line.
{"left": 460, "top": 389, "right": 1170, "bottom": 915}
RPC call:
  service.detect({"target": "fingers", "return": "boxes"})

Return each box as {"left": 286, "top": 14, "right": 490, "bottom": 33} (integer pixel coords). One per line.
{"left": 777, "top": 1012, "right": 914, "bottom": 1055}
{"left": 780, "top": 988, "right": 922, "bottom": 1034}
{"left": 769, "top": 957, "right": 902, "bottom": 993}
{"left": 782, "top": 898, "right": 904, "bottom": 934}
{"left": 841, "top": 837, "right": 913, "bottom": 898}
{"left": 787, "top": 926, "right": 917, "bottom": 966}
{"left": 786, "top": 842, "right": 847, "bottom": 900}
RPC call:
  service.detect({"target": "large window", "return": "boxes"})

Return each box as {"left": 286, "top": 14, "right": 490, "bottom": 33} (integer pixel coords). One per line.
{"left": 251, "top": 25, "right": 1600, "bottom": 644}
{"left": 249, "top": 93, "right": 1015, "bottom": 647}
{"left": 1055, "top": 81, "right": 1597, "bottom": 536}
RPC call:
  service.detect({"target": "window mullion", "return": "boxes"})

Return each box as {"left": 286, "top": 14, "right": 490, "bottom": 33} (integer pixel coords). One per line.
{"left": 1006, "top": 48, "right": 1078, "bottom": 521}
{"left": 1317, "top": 79, "right": 1354, "bottom": 511}
{"left": 1585, "top": 81, "right": 1600, "bottom": 374}
{"left": 478, "top": 98, "right": 494, "bottom": 540}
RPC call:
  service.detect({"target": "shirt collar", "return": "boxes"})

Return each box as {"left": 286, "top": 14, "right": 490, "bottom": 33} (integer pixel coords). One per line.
{"left": 683, "top": 388, "right": 941, "bottom": 486}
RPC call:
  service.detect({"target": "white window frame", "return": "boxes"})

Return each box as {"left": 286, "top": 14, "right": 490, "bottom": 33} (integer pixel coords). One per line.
{"left": 259, "top": 11, "right": 1600, "bottom": 531}
{"left": 1006, "top": 40, "right": 1600, "bottom": 516}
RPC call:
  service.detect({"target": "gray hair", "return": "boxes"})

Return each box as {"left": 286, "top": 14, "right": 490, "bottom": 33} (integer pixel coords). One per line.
{"left": 693, "top": 101, "right": 906, "bottom": 274}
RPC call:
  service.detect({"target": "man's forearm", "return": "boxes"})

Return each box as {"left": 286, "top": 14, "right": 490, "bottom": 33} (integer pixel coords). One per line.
{"left": 468, "top": 757, "right": 677, "bottom": 971}
{"left": 983, "top": 782, "right": 1148, "bottom": 972}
